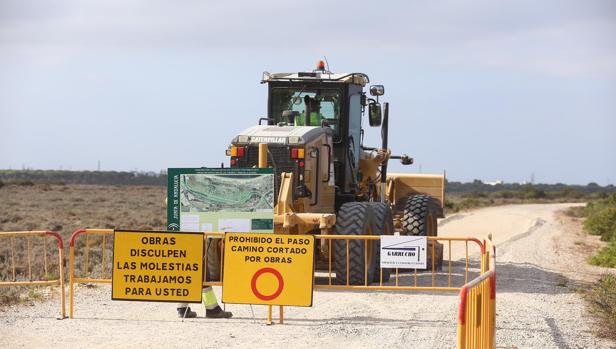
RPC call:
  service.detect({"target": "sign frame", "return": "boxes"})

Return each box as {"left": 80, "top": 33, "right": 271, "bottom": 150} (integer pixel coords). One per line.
{"left": 166, "top": 167, "right": 275, "bottom": 233}
{"left": 111, "top": 229, "right": 205, "bottom": 303}
{"left": 221, "top": 232, "right": 315, "bottom": 307}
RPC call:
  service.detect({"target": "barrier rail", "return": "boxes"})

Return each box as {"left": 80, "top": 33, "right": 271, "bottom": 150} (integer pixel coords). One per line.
{"left": 69, "top": 228, "right": 114, "bottom": 318}
{"left": 312, "top": 235, "right": 485, "bottom": 292}
{"left": 457, "top": 239, "right": 496, "bottom": 349}
{"left": 69, "top": 229, "right": 226, "bottom": 318}
{"left": 201, "top": 235, "right": 486, "bottom": 292}
{"left": 0, "top": 231, "right": 66, "bottom": 318}
{"left": 70, "top": 228, "right": 491, "bottom": 333}
{"left": 201, "top": 234, "right": 486, "bottom": 324}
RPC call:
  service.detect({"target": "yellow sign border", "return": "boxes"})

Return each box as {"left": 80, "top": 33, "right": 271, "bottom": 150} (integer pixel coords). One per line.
{"left": 221, "top": 232, "right": 315, "bottom": 307}
{"left": 111, "top": 230, "right": 204, "bottom": 303}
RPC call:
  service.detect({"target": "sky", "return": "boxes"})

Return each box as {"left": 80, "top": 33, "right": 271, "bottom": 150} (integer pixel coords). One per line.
{"left": 0, "top": 0, "right": 615, "bottom": 185}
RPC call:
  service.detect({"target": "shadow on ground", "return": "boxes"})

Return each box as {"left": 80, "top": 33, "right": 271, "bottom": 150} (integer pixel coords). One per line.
{"left": 313, "top": 259, "right": 582, "bottom": 296}
{"left": 494, "top": 262, "right": 585, "bottom": 295}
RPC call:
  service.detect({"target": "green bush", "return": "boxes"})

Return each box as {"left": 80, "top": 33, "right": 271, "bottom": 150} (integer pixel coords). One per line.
{"left": 457, "top": 198, "right": 484, "bottom": 211}
{"left": 564, "top": 188, "right": 585, "bottom": 199}
{"left": 592, "top": 191, "right": 610, "bottom": 200}
{"left": 0, "top": 179, "right": 3, "bottom": 188}
{"left": 7, "top": 179, "right": 35, "bottom": 186}
{"left": 523, "top": 186, "right": 546, "bottom": 199}
{"left": 565, "top": 206, "right": 586, "bottom": 218}
{"left": 462, "top": 191, "right": 488, "bottom": 199}
{"left": 583, "top": 193, "right": 616, "bottom": 267}
{"left": 584, "top": 207, "right": 616, "bottom": 241}
{"left": 589, "top": 242, "right": 616, "bottom": 268}
{"left": 493, "top": 190, "right": 514, "bottom": 199}
{"left": 585, "top": 273, "right": 616, "bottom": 339}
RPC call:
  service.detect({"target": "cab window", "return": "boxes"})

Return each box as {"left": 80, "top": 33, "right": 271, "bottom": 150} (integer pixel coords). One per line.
{"left": 270, "top": 88, "right": 341, "bottom": 137}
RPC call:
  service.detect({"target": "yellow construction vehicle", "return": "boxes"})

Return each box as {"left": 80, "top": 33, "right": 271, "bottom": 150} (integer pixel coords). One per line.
{"left": 212, "top": 61, "right": 445, "bottom": 285}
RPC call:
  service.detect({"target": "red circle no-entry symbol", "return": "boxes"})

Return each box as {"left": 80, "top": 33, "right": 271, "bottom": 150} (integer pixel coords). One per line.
{"left": 250, "top": 267, "right": 284, "bottom": 301}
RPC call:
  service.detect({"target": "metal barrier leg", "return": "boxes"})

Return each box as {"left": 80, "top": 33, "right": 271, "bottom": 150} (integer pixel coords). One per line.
{"left": 69, "top": 245, "right": 74, "bottom": 319}
{"left": 44, "top": 237, "right": 48, "bottom": 276}
{"left": 27, "top": 236, "right": 32, "bottom": 281}
{"left": 59, "top": 247, "right": 66, "bottom": 319}
{"left": 10, "top": 237, "right": 16, "bottom": 281}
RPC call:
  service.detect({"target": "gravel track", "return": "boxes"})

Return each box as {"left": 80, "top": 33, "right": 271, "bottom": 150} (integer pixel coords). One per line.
{"left": 1, "top": 203, "right": 615, "bottom": 348}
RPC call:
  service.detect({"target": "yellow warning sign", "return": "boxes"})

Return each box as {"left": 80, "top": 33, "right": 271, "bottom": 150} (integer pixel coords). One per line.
{"left": 222, "top": 233, "right": 314, "bottom": 307}
{"left": 112, "top": 230, "right": 203, "bottom": 302}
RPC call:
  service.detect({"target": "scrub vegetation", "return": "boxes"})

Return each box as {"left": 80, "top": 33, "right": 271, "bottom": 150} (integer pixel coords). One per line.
{"left": 1, "top": 171, "right": 614, "bottom": 305}
{"left": 570, "top": 193, "right": 616, "bottom": 339}
{"left": 585, "top": 273, "right": 616, "bottom": 340}
{"left": 445, "top": 180, "right": 614, "bottom": 213}
{"left": 0, "top": 183, "right": 166, "bottom": 304}
{"left": 570, "top": 193, "right": 616, "bottom": 268}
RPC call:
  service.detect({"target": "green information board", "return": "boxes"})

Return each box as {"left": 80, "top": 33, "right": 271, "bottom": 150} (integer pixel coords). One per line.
{"left": 167, "top": 168, "right": 274, "bottom": 233}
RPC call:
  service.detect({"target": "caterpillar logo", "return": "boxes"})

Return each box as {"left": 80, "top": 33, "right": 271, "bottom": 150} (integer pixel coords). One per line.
{"left": 249, "top": 136, "right": 287, "bottom": 144}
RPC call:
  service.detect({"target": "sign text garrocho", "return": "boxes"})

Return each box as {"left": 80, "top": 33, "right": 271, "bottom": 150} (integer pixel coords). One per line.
{"left": 112, "top": 230, "right": 204, "bottom": 302}
{"left": 380, "top": 235, "right": 427, "bottom": 269}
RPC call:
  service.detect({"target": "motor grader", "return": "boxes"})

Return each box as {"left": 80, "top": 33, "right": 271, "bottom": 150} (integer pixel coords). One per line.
{"left": 210, "top": 62, "right": 445, "bottom": 285}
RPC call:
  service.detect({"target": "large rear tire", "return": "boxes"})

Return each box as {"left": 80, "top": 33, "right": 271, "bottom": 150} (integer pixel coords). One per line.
{"left": 402, "top": 195, "right": 438, "bottom": 236}
{"left": 333, "top": 202, "right": 378, "bottom": 285}
{"left": 371, "top": 202, "right": 393, "bottom": 283}
{"left": 401, "top": 195, "right": 443, "bottom": 269}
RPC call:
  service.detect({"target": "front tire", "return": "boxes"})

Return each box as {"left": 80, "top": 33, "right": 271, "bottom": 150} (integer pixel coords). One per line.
{"left": 333, "top": 202, "right": 378, "bottom": 285}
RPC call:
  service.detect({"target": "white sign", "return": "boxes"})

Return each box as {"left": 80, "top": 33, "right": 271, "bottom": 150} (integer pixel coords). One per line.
{"left": 380, "top": 235, "right": 427, "bottom": 269}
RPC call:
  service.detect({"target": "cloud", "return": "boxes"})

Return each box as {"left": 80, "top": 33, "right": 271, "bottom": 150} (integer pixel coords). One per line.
{"left": 1, "top": 0, "right": 615, "bottom": 78}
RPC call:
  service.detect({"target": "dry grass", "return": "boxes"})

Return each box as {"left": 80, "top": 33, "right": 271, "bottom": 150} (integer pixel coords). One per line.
{"left": 0, "top": 184, "right": 166, "bottom": 304}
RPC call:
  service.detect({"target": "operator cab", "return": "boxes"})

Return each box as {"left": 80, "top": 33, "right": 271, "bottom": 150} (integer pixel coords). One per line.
{"left": 229, "top": 62, "right": 385, "bottom": 209}
{"left": 262, "top": 63, "right": 383, "bottom": 200}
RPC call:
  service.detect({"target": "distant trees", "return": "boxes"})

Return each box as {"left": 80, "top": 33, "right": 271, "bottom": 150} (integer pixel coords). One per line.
{"left": 1, "top": 170, "right": 615, "bottom": 196}
{"left": 446, "top": 179, "right": 615, "bottom": 196}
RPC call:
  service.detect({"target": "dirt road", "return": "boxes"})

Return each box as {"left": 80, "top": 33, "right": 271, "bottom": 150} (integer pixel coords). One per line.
{"left": 1, "top": 203, "right": 614, "bottom": 348}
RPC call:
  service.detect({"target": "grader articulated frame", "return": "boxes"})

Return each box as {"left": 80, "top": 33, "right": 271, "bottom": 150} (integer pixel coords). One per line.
{"left": 216, "top": 62, "right": 446, "bottom": 285}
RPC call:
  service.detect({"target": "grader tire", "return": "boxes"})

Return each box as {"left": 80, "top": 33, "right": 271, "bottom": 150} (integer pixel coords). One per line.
{"left": 334, "top": 202, "right": 378, "bottom": 285}
{"left": 206, "top": 238, "right": 222, "bottom": 281}
{"left": 371, "top": 202, "right": 393, "bottom": 283}
{"left": 401, "top": 195, "right": 443, "bottom": 269}
{"left": 402, "top": 195, "right": 438, "bottom": 236}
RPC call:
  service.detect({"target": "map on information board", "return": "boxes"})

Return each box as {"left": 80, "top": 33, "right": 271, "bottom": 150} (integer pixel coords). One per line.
{"left": 167, "top": 168, "right": 274, "bottom": 233}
